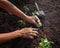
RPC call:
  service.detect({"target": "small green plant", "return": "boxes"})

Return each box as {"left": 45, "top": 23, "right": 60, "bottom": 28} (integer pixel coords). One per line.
{"left": 32, "top": 10, "right": 39, "bottom": 16}
{"left": 35, "top": 16, "right": 42, "bottom": 27}
{"left": 32, "top": 10, "right": 42, "bottom": 27}
{"left": 18, "top": 20, "right": 26, "bottom": 26}
{"left": 38, "top": 38, "right": 54, "bottom": 48}
{"left": 23, "top": 5, "right": 30, "bottom": 12}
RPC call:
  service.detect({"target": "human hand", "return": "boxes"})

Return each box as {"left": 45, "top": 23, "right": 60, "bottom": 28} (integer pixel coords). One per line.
{"left": 25, "top": 16, "right": 39, "bottom": 27}
{"left": 15, "top": 28, "right": 38, "bottom": 39}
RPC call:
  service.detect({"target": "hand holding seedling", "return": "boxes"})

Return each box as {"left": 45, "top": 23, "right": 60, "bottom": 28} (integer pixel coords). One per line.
{"left": 14, "top": 28, "right": 38, "bottom": 39}
{"left": 25, "top": 16, "right": 39, "bottom": 27}
{"left": 23, "top": 5, "right": 42, "bottom": 27}
{"left": 0, "top": 1, "right": 38, "bottom": 27}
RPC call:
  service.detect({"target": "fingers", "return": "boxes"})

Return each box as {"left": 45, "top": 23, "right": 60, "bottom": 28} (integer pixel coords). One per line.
{"left": 32, "top": 28, "right": 38, "bottom": 31}
{"left": 32, "top": 16, "right": 39, "bottom": 27}
{"left": 25, "top": 30, "right": 39, "bottom": 39}
{"left": 31, "top": 31, "right": 38, "bottom": 34}
{"left": 29, "top": 32, "right": 37, "bottom": 36}
{"left": 27, "top": 31, "right": 38, "bottom": 39}
{"left": 35, "top": 16, "right": 39, "bottom": 20}
{"left": 28, "top": 28, "right": 38, "bottom": 36}
{"left": 28, "top": 28, "right": 38, "bottom": 35}
{"left": 27, "top": 28, "right": 38, "bottom": 31}
{"left": 18, "top": 28, "right": 39, "bottom": 39}
{"left": 32, "top": 16, "right": 39, "bottom": 21}
{"left": 28, "top": 36, "right": 34, "bottom": 39}
{"left": 27, "top": 32, "right": 39, "bottom": 39}
{"left": 33, "top": 21, "right": 39, "bottom": 27}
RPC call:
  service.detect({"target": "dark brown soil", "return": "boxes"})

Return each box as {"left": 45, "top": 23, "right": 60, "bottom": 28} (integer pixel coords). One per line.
{"left": 0, "top": 0, "right": 60, "bottom": 48}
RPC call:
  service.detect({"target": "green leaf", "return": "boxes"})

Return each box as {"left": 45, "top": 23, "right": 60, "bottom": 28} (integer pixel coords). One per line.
{"left": 18, "top": 20, "right": 26, "bottom": 26}
{"left": 23, "top": 5, "right": 30, "bottom": 11}
{"left": 44, "top": 38, "right": 48, "bottom": 43}
{"left": 32, "top": 10, "right": 42, "bottom": 27}
{"left": 32, "top": 10, "right": 38, "bottom": 16}
{"left": 38, "top": 38, "right": 53, "bottom": 48}
{"left": 37, "top": 19, "right": 42, "bottom": 27}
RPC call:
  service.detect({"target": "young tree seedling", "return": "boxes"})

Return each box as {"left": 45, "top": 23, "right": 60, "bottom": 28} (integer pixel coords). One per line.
{"left": 23, "top": 5, "right": 43, "bottom": 27}
{"left": 38, "top": 38, "right": 54, "bottom": 48}
{"left": 32, "top": 10, "right": 43, "bottom": 27}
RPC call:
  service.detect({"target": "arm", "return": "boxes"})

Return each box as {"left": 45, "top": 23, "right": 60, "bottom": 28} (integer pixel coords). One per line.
{"left": 0, "top": 0, "right": 38, "bottom": 26}
{"left": 0, "top": 31, "right": 20, "bottom": 43}
{"left": 0, "top": 0, "right": 27, "bottom": 20}
{"left": 0, "top": 28, "right": 38, "bottom": 43}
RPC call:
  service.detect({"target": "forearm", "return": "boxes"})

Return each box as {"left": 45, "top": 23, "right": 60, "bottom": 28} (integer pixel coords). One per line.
{"left": 0, "top": 0, "right": 28, "bottom": 20}
{"left": 0, "top": 31, "right": 19, "bottom": 43}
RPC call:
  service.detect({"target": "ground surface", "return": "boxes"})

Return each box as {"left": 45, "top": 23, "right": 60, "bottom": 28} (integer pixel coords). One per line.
{"left": 0, "top": 0, "right": 60, "bottom": 48}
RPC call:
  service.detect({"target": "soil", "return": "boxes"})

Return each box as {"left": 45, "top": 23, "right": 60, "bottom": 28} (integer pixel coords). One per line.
{"left": 0, "top": 0, "right": 60, "bottom": 48}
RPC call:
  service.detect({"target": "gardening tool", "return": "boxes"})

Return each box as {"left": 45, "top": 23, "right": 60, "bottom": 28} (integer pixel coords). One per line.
{"left": 35, "top": 2, "right": 45, "bottom": 16}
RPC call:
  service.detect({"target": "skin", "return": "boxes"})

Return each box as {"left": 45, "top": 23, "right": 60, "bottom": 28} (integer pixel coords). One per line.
{"left": 0, "top": 0, "right": 39, "bottom": 43}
